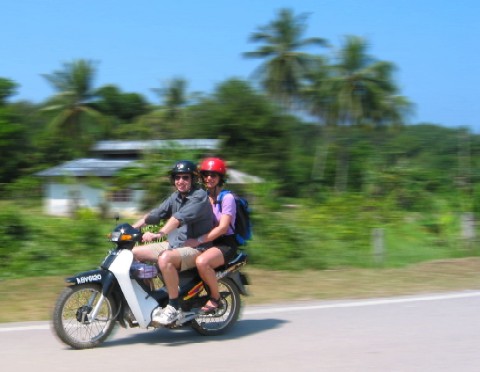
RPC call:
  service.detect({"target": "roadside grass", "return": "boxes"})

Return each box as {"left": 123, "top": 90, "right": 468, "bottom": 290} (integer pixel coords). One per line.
{"left": 1, "top": 257, "right": 479, "bottom": 323}
{"left": 1, "top": 199, "right": 479, "bottom": 323}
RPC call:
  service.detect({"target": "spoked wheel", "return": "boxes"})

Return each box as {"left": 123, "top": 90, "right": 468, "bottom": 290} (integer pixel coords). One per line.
{"left": 52, "top": 284, "right": 117, "bottom": 349}
{"left": 191, "top": 277, "right": 241, "bottom": 336}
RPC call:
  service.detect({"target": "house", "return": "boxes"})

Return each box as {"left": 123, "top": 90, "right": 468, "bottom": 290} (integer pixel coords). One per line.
{"left": 36, "top": 139, "right": 261, "bottom": 217}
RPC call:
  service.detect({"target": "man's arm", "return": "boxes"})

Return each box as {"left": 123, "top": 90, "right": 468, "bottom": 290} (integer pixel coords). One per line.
{"left": 132, "top": 214, "right": 149, "bottom": 229}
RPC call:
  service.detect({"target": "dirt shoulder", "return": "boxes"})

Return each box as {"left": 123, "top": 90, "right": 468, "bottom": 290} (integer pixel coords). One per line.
{"left": 244, "top": 257, "right": 480, "bottom": 305}
{"left": 1, "top": 257, "right": 479, "bottom": 323}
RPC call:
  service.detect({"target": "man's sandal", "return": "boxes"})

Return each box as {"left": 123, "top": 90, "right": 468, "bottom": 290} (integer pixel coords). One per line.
{"left": 200, "top": 297, "right": 223, "bottom": 314}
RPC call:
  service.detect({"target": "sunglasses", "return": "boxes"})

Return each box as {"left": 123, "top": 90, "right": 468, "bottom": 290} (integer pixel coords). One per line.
{"left": 202, "top": 172, "right": 219, "bottom": 178}
{"left": 174, "top": 175, "right": 191, "bottom": 181}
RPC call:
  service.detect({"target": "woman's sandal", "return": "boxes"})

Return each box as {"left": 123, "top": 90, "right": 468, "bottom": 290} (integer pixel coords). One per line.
{"left": 201, "top": 297, "right": 223, "bottom": 314}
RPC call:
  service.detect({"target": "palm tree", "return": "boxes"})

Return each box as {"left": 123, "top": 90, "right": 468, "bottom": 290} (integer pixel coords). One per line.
{"left": 332, "top": 36, "right": 394, "bottom": 191}
{"left": 155, "top": 77, "right": 188, "bottom": 121}
{"left": 330, "top": 36, "right": 400, "bottom": 127}
{"left": 244, "top": 8, "right": 328, "bottom": 108}
{"left": 42, "top": 59, "right": 104, "bottom": 154}
{"left": 301, "top": 57, "right": 337, "bottom": 182}
{"left": 0, "top": 78, "right": 18, "bottom": 106}
{"left": 304, "top": 36, "right": 411, "bottom": 191}
{"left": 148, "top": 77, "right": 189, "bottom": 138}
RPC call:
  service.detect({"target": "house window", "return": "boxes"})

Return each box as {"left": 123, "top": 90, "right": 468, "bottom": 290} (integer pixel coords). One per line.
{"left": 109, "top": 189, "right": 133, "bottom": 202}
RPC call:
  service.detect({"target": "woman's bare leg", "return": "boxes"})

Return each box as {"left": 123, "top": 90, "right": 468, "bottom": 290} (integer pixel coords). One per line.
{"left": 196, "top": 247, "right": 224, "bottom": 303}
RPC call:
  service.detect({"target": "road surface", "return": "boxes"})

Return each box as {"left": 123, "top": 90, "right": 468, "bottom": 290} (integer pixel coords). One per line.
{"left": 1, "top": 291, "right": 480, "bottom": 371}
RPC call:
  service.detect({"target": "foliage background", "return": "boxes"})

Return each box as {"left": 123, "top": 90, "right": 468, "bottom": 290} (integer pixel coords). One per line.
{"left": 1, "top": 9, "right": 479, "bottom": 280}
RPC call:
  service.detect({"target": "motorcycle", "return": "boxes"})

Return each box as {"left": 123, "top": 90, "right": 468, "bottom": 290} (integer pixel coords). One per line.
{"left": 52, "top": 222, "right": 249, "bottom": 349}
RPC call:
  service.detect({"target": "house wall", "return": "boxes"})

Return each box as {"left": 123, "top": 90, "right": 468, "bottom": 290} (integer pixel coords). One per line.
{"left": 43, "top": 182, "right": 144, "bottom": 217}
{"left": 109, "top": 189, "right": 145, "bottom": 218}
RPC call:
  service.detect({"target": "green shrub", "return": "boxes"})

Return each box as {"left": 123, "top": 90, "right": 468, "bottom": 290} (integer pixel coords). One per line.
{"left": 0, "top": 190, "right": 477, "bottom": 279}
{"left": 0, "top": 206, "right": 32, "bottom": 268}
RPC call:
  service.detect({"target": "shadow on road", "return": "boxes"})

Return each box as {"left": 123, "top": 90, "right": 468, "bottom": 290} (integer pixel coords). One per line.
{"left": 104, "top": 318, "right": 288, "bottom": 348}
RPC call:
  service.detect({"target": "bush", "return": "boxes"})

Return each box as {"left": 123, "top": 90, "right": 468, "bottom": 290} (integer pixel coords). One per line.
{"left": 0, "top": 190, "right": 477, "bottom": 279}
{"left": 0, "top": 206, "right": 32, "bottom": 268}
{"left": 245, "top": 193, "right": 475, "bottom": 270}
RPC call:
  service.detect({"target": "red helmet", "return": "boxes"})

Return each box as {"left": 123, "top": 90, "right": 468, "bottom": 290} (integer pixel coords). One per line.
{"left": 199, "top": 157, "right": 227, "bottom": 176}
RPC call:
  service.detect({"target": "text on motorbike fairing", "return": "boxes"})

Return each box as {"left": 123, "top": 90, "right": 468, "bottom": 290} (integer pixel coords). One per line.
{"left": 76, "top": 274, "right": 102, "bottom": 284}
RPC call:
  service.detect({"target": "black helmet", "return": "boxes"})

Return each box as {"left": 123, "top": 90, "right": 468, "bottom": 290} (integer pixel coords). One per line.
{"left": 169, "top": 160, "right": 199, "bottom": 183}
{"left": 170, "top": 160, "right": 198, "bottom": 175}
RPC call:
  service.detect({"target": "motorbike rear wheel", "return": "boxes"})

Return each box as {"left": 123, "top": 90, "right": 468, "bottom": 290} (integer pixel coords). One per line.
{"left": 191, "top": 277, "right": 241, "bottom": 336}
{"left": 52, "top": 284, "right": 117, "bottom": 349}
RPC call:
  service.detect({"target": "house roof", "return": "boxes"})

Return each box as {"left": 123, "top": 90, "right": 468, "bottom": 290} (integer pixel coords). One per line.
{"left": 37, "top": 158, "right": 262, "bottom": 184}
{"left": 92, "top": 139, "right": 220, "bottom": 154}
{"left": 36, "top": 139, "right": 262, "bottom": 183}
{"left": 37, "top": 139, "right": 220, "bottom": 178}
{"left": 36, "top": 159, "right": 136, "bottom": 177}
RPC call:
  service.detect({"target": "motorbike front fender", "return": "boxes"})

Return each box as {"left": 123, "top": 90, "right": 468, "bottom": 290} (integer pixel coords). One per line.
{"left": 66, "top": 269, "right": 116, "bottom": 297}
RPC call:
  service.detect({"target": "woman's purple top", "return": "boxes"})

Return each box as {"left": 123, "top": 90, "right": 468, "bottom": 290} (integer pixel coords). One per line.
{"left": 212, "top": 192, "right": 236, "bottom": 236}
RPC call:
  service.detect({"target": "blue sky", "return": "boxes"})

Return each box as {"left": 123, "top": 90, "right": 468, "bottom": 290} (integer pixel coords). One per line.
{"left": 2, "top": 0, "right": 479, "bottom": 131}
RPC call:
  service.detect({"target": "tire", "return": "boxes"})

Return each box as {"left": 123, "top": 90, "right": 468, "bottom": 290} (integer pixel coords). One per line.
{"left": 191, "top": 277, "right": 241, "bottom": 336}
{"left": 52, "top": 284, "right": 117, "bottom": 349}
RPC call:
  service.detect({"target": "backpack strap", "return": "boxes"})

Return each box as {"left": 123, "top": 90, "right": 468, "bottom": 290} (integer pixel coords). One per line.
{"left": 216, "top": 190, "right": 231, "bottom": 213}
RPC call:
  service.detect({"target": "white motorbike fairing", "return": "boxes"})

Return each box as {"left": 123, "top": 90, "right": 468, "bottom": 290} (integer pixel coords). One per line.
{"left": 108, "top": 249, "right": 158, "bottom": 328}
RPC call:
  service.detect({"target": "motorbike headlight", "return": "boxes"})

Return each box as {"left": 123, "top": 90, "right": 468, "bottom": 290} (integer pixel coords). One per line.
{"left": 109, "top": 232, "right": 121, "bottom": 242}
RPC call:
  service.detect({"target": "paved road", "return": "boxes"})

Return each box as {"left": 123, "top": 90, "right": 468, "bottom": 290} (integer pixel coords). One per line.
{"left": 1, "top": 291, "right": 480, "bottom": 372}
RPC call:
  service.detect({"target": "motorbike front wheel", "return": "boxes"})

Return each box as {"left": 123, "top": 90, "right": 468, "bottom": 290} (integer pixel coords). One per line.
{"left": 52, "top": 284, "right": 117, "bottom": 349}
{"left": 191, "top": 277, "right": 241, "bottom": 336}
